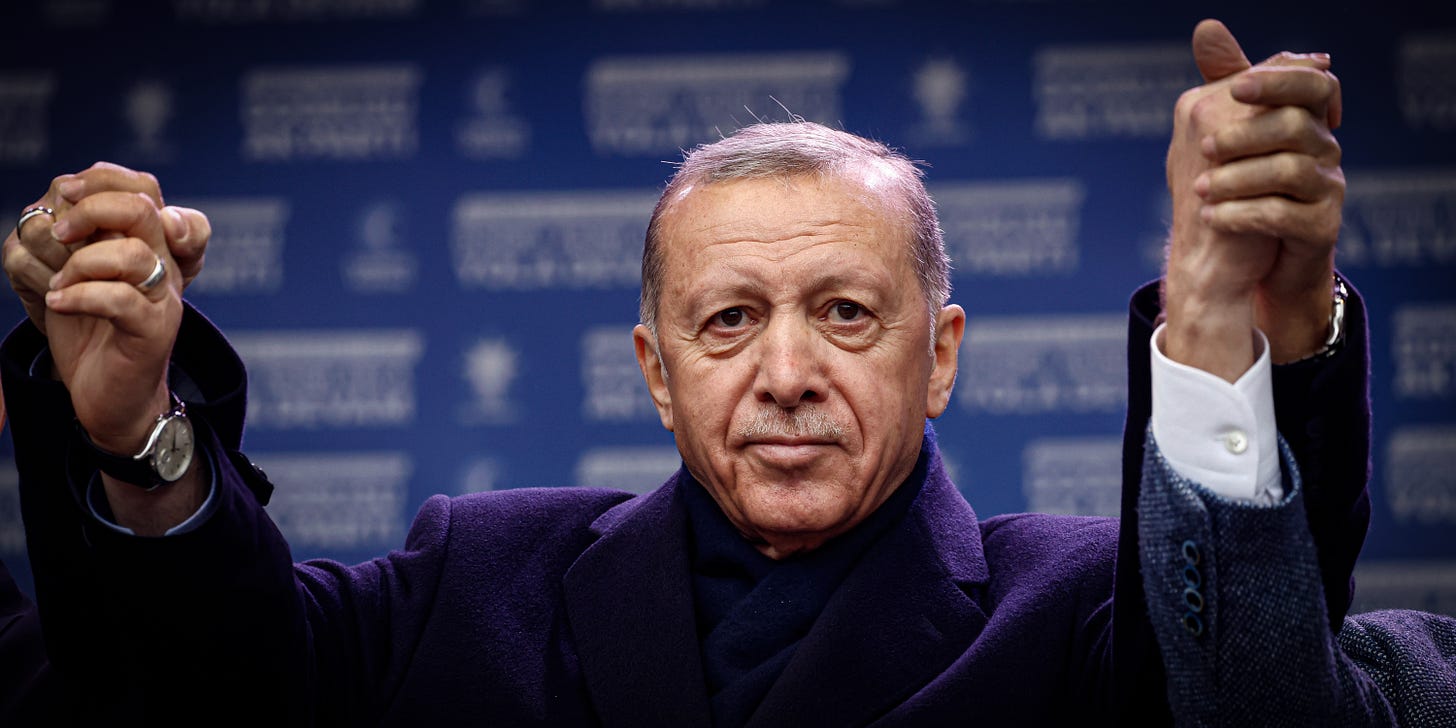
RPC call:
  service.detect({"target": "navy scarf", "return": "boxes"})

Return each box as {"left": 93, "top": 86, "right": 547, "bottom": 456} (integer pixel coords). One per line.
{"left": 683, "top": 445, "right": 930, "bottom": 727}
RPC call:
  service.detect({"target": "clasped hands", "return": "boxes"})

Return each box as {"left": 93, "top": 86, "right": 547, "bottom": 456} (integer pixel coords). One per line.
{"left": 1163, "top": 20, "right": 1345, "bottom": 381}
{"left": 3, "top": 163, "right": 213, "bottom": 533}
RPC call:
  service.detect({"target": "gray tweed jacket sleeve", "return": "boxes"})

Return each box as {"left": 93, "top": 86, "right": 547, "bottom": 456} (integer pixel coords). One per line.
{"left": 1138, "top": 433, "right": 1398, "bottom": 727}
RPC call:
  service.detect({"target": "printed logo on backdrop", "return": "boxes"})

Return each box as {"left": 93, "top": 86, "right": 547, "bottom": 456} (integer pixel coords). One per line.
{"left": 1394, "top": 305, "right": 1456, "bottom": 400}
{"left": 1339, "top": 170, "right": 1456, "bottom": 268}
{"left": 256, "top": 452, "right": 410, "bottom": 551}
{"left": 451, "top": 191, "right": 655, "bottom": 290}
{"left": 0, "top": 73, "right": 55, "bottom": 164}
{"left": 41, "top": 0, "right": 111, "bottom": 25}
{"left": 242, "top": 65, "right": 421, "bottom": 161}
{"left": 171, "top": 197, "right": 288, "bottom": 294}
{"left": 933, "top": 180, "right": 1084, "bottom": 276}
{"left": 458, "top": 456, "right": 504, "bottom": 494}
{"left": 1022, "top": 437, "right": 1122, "bottom": 517}
{"left": 119, "top": 79, "right": 176, "bottom": 164}
{"left": 958, "top": 314, "right": 1125, "bottom": 415}
{"left": 456, "top": 68, "right": 530, "bottom": 159}
{"left": 581, "top": 325, "right": 657, "bottom": 422}
{"left": 593, "top": 0, "right": 765, "bottom": 9}
{"left": 1385, "top": 426, "right": 1456, "bottom": 526}
{"left": 585, "top": 53, "right": 849, "bottom": 155}
{"left": 575, "top": 447, "right": 682, "bottom": 495}
{"left": 0, "top": 461, "right": 21, "bottom": 553}
{"left": 459, "top": 337, "right": 519, "bottom": 425}
{"left": 907, "top": 57, "right": 971, "bottom": 147}
{"left": 1399, "top": 33, "right": 1456, "bottom": 130}
{"left": 1352, "top": 561, "right": 1456, "bottom": 617}
{"left": 1034, "top": 43, "right": 1198, "bottom": 140}
{"left": 231, "top": 330, "right": 424, "bottom": 429}
{"left": 460, "top": 0, "right": 527, "bottom": 15}
{"left": 174, "top": 0, "right": 421, "bottom": 22}
{"left": 343, "top": 200, "right": 418, "bottom": 293}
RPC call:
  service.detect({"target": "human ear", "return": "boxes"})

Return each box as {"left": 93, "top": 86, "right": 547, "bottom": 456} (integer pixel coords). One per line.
{"left": 633, "top": 324, "right": 674, "bottom": 431}
{"left": 925, "top": 305, "right": 965, "bottom": 418}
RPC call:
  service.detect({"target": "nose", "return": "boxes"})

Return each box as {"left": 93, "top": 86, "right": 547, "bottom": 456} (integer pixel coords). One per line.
{"left": 753, "top": 314, "right": 828, "bottom": 409}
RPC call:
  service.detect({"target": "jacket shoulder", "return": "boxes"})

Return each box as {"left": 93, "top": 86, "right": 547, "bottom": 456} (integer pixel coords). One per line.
{"left": 979, "top": 512, "right": 1120, "bottom": 591}
{"left": 435, "top": 486, "right": 637, "bottom": 550}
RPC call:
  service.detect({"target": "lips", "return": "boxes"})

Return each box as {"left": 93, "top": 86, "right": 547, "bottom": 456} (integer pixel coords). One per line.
{"left": 743, "top": 438, "right": 836, "bottom": 468}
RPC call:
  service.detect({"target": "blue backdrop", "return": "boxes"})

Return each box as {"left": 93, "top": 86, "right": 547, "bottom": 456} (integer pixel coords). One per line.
{"left": 1, "top": 0, "right": 1453, "bottom": 616}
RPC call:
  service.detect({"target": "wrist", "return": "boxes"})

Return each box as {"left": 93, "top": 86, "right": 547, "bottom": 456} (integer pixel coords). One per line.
{"left": 1162, "top": 288, "right": 1257, "bottom": 384}
{"left": 84, "top": 385, "right": 172, "bottom": 456}
{"left": 1256, "top": 275, "right": 1343, "bottom": 364}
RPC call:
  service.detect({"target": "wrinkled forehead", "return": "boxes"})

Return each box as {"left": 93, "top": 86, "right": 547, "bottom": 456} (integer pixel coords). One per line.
{"left": 657, "top": 170, "right": 915, "bottom": 255}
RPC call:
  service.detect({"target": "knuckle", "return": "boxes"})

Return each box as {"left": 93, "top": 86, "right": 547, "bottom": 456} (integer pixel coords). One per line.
{"left": 1279, "top": 154, "right": 1312, "bottom": 185}
{"left": 1174, "top": 89, "right": 1203, "bottom": 124}
{"left": 121, "top": 236, "right": 154, "bottom": 262}
{"left": 2, "top": 241, "right": 27, "bottom": 271}
{"left": 1277, "top": 106, "right": 1306, "bottom": 135}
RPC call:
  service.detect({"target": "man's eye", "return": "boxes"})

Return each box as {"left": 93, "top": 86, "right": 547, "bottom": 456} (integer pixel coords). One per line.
{"left": 713, "top": 308, "right": 747, "bottom": 328}
{"left": 830, "top": 301, "right": 863, "bottom": 322}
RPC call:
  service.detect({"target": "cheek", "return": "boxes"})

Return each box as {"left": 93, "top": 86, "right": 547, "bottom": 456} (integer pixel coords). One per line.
{"left": 668, "top": 360, "right": 752, "bottom": 444}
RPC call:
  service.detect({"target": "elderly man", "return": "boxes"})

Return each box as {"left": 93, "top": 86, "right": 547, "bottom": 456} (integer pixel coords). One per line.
{"left": 0, "top": 21, "right": 1392, "bottom": 726}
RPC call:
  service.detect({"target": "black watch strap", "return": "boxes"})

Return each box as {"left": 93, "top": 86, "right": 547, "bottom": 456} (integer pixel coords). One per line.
{"left": 76, "top": 394, "right": 189, "bottom": 491}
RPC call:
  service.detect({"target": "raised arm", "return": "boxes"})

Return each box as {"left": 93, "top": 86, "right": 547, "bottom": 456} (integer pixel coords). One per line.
{"left": 1132, "top": 20, "right": 1392, "bottom": 726}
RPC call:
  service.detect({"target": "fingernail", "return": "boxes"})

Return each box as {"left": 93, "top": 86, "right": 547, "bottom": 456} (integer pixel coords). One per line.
{"left": 1200, "top": 205, "right": 1214, "bottom": 224}
{"left": 1194, "top": 174, "right": 1210, "bottom": 198}
{"left": 1200, "top": 135, "right": 1216, "bottom": 158}
{"left": 48, "top": 272, "right": 61, "bottom": 290}
{"left": 1313, "top": 52, "right": 1331, "bottom": 61}
{"left": 58, "top": 180, "right": 83, "bottom": 201}
{"left": 50, "top": 219, "right": 70, "bottom": 240}
{"left": 164, "top": 207, "right": 188, "bottom": 242}
{"left": 45, "top": 290, "right": 61, "bottom": 306}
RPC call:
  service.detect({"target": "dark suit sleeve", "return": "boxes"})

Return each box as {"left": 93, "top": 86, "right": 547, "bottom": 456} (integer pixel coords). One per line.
{"left": 1138, "top": 436, "right": 1395, "bottom": 726}
{"left": 0, "top": 305, "right": 453, "bottom": 724}
{"left": 0, "top": 557, "right": 68, "bottom": 726}
{"left": 1121, "top": 275, "right": 1372, "bottom": 632}
{"left": 1112, "top": 275, "right": 1373, "bottom": 723}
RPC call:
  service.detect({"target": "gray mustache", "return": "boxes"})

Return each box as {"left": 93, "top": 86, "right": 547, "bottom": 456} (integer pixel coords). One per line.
{"left": 736, "top": 407, "right": 845, "bottom": 441}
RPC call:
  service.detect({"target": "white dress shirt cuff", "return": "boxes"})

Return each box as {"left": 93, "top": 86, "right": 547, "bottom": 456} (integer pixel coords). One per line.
{"left": 1149, "top": 323, "right": 1282, "bottom": 503}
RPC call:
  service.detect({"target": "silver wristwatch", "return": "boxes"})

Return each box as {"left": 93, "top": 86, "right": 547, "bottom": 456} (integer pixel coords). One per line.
{"left": 79, "top": 393, "right": 195, "bottom": 490}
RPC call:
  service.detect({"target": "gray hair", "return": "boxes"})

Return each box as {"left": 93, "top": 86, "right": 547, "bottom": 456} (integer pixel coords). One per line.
{"left": 639, "top": 122, "right": 951, "bottom": 333}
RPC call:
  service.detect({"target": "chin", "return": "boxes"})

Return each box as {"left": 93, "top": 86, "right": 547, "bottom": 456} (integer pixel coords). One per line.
{"left": 741, "top": 485, "right": 854, "bottom": 542}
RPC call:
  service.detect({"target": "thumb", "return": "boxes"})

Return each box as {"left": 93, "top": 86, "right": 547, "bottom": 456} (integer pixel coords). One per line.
{"left": 162, "top": 206, "right": 211, "bottom": 288}
{"left": 1192, "top": 19, "right": 1251, "bottom": 82}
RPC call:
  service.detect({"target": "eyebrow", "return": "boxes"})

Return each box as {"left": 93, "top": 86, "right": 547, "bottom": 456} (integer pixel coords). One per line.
{"left": 680, "top": 265, "right": 891, "bottom": 317}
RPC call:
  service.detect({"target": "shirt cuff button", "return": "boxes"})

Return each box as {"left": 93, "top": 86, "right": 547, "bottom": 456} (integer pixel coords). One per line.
{"left": 1223, "top": 429, "right": 1249, "bottom": 455}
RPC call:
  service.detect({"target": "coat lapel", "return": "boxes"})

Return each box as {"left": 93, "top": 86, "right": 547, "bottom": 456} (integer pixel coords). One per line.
{"left": 747, "top": 448, "right": 991, "bottom": 727}
{"left": 562, "top": 471, "right": 712, "bottom": 728}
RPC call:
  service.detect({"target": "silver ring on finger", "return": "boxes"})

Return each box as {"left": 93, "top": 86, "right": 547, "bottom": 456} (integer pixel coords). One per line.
{"left": 16, "top": 206, "right": 54, "bottom": 237}
{"left": 136, "top": 255, "right": 166, "bottom": 293}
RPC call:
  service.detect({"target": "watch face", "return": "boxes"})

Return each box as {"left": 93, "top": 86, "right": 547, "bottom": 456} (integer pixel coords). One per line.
{"left": 152, "top": 416, "right": 195, "bottom": 482}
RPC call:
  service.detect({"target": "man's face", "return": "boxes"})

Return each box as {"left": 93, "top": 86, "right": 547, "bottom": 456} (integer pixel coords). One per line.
{"left": 633, "top": 173, "right": 964, "bottom": 559}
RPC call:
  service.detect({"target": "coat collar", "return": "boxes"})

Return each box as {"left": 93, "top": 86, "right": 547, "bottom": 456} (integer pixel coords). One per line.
{"left": 561, "top": 427, "right": 989, "bottom": 727}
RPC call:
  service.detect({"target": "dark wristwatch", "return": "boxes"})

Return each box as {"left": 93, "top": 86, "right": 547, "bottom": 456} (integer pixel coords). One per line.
{"left": 78, "top": 393, "right": 195, "bottom": 491}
